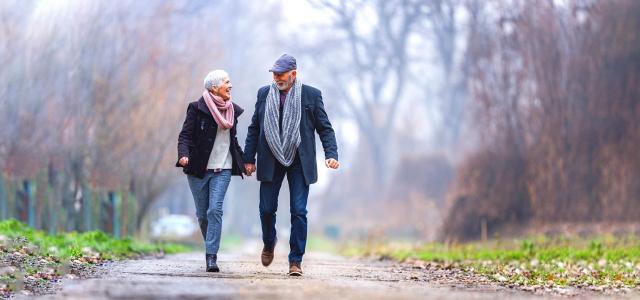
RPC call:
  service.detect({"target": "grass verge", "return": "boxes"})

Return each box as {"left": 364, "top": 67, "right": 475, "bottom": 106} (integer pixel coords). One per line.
{"left": 0, "top": 219, "right": 191, "bottom": 297}
{"left": 343, "top": 236, "right": 640, "bottom": 292}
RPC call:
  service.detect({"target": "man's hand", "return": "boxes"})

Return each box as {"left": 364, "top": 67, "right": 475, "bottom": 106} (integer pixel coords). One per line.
{"left": 244, "top": 163, "right": 256, "bottom": 176}
{"left": 325, "top": 158, "right": 339, "bottom": 169}
{"left": 179, "top": 157, "right": 189, "bottom": 167}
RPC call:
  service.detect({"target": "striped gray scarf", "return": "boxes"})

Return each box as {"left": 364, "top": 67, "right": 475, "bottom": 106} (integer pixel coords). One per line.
{"left": 264, "top": 79, "right": 302, "bottom": 166}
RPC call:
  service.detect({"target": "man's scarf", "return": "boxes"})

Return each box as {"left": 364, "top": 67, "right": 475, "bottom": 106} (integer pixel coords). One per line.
{"left": 263, "top": 79, "right": 302, "bottom": 166}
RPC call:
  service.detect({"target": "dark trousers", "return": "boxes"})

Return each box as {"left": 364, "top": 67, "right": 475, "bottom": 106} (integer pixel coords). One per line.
{"left": 259, "top": 154, "right": 309, "bottom": 263}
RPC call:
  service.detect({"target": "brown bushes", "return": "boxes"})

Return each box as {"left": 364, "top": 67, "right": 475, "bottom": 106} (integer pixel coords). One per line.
{"left": 443, "top": 0, "right": 640, "bottom": 241}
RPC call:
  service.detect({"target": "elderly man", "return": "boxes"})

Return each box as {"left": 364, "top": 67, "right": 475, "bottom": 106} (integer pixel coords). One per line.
{"left": 243, "top": 54, "right": 339, "bottom": 276}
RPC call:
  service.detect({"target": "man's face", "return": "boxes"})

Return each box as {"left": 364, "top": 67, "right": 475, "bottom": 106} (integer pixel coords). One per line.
{"left": 273, "top": 70, "right": 296, "bottom": 91}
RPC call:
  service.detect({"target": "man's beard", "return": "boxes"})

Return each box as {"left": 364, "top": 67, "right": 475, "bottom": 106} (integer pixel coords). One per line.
{"left": 275, "top": 77, "right": 294, "bottom": 91}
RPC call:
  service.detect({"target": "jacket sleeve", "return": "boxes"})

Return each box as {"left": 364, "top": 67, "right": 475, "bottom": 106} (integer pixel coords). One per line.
{"left": 243, "top": 91, "right": 263, "bottom": 164}
{"left": 314, "top": 91, "right": 339, "bottom": 161}
{"left": 234, "top": 135, "right": 245, "bottom": 163}
{"left": 175, "top": 103, "right": 196, "bottom": 167}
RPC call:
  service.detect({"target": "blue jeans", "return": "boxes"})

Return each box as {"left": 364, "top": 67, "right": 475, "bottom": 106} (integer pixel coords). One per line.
{"left": 187, "top": 169, "right": 232, "bottom": 255}
{"left": 259, "top": 155, "right": 309, "bottom": 263}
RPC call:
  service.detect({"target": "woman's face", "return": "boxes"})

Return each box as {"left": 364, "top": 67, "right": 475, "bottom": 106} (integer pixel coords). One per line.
{"left": 213, "top": 77, "right": 232, "bottom": 100}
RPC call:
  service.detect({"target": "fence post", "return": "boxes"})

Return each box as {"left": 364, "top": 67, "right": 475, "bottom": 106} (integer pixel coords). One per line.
{"left": 92, "top": 190, "right": 100, "bottom": 232}
{"left": 100, "top": 192, "right": 110, "bottom": 233}
{"left": 128, "top": 190, "right": 137, "bottom": 236}
{"left": 47, "top": 164, "right": 57, "bottom": 234}
{"left": 13, "top": 180, "right": 29, "bottom": 225}
{"left": 6, "top": 178, "right": 15, "bottom": 221}
{"left": 22, "top": 180, "right": 36, "bottom": 228}
{"left": 83, "top": 184, "right": 93, "bottom": 232}
{"left": 480, "top": 217, "right": 488, "bottom": 242}
{"left": 0, "top": 173, "right": 7, "bottom": 220}
{"left": 121, "top": 189, "right": 128, "bottom": 237}
{"left": 35, "top": 172, "right": 46, "bottom": 231}
{"left": 47, "top": 181, "right": 56, "bottom": 235}
{"left": 112, "top": 191, "right": 121, "bottom": 239}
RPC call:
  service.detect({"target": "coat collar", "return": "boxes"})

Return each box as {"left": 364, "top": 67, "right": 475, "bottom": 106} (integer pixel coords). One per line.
{"left": 197, "top": 96, "right": 244, "bottom": 117}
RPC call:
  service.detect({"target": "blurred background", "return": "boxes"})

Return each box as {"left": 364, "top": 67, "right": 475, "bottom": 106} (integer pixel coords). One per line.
{"left": 0, "top": 0, "right": 638, "bottom": 247}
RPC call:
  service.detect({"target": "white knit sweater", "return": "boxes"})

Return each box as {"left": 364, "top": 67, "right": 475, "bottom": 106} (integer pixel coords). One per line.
{"left": 207, "top": 127, "right": 232, "bottom": 170}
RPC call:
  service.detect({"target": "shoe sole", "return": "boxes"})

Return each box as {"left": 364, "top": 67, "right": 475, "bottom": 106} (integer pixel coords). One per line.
{"left": 261, "top": 252, "right": 274, "bottom": 267}
{"left": 288, "top": 271, "right": 302, "bottom": 276}
{"left": 262, "top": 241, "right": 277, "bottom": 267}
{"left": 261, "top": 257, "right": 274, "bottom": 267}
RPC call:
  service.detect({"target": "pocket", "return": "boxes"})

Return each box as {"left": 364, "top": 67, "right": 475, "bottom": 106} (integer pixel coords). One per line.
{"left": 183, "top": 162, "right": 193, "bottom": 174}
{"left": 304, "top": 105, "right": 315, "bottom": 123}
{"left": 200, "top": 117, "right": 216, "bottom": 132}
{"left": 184, "top": 148, "right": 199, "bottom": 173}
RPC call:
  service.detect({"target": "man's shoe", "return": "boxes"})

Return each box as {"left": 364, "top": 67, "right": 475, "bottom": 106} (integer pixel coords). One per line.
{"left": 206, "top": 254, "right": 219, "bottom": 272}
{"left": 288, "top": 262, "right": 302, "bottom": 276}
{"left": 261, "top": 244, "right": 275, "bottom": 267}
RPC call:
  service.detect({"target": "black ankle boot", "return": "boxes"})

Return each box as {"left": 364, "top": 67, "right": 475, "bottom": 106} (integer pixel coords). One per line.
{"left": 206, "top": 254, "right": 219, "bottom": 272}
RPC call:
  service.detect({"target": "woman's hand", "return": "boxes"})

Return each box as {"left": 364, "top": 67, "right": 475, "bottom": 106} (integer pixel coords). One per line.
{"left": 179, "top": 157, "right": 189, "bottom": 167}
{"left": 244, "top": 163, "right": 256, "bottom": 176}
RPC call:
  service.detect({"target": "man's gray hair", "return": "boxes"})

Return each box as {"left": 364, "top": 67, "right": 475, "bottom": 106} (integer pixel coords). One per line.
{"left": 203, "top": 69, "right": 229, "bottom": 91}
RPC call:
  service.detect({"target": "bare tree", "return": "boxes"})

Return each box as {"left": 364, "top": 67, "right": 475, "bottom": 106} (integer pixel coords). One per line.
{"left": 305, "top": 0, "right": 427, "bottom": 185}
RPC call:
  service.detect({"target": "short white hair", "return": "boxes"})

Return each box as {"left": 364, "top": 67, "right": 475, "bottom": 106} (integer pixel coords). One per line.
{"left": 203, "top": 69, "right": 229, "bottom": 91}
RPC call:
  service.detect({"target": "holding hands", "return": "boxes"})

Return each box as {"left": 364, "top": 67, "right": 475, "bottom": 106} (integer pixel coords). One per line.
{"left": 244, "top": 163, "right": 256, "bottom": 176}
{"left": 244, "top": 159, "right": 338, "bottom": 176}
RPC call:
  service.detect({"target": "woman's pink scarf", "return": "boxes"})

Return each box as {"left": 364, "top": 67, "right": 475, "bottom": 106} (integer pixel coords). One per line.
{"left": 202, "top": 91, "right": 234, "bottom": 129}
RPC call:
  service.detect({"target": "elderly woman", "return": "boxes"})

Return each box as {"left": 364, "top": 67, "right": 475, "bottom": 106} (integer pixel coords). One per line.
{"left": 175, "top": 70, "right": 246, "bottom": 272}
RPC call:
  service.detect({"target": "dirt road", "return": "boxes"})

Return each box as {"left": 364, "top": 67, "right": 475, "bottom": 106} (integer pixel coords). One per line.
{"left": 26, "top": 244, "right": 635, "bottom": 300}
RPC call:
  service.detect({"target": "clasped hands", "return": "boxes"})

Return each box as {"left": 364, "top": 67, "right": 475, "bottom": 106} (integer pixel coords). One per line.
{"left": 243, "top": 158, "right": 339, "bottom": 176}
{"left": 179, "top": 157, "right": 339, "bottom": 176}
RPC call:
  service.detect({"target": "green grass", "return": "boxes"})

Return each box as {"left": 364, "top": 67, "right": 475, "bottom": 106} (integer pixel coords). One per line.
{"left": 306, "top": 235, "right": 339, "bottom": 253}
{"left": 0, "top": 219, "right": 191, "bottom": 260}
{"left": 343, "top": 236, "right": 640, "bottom": 288}
{"left": 0, "top": 219, "right": 192, "bottom": 297}
{"left": 219, "top": 233, "right": 243, "bottom": 251}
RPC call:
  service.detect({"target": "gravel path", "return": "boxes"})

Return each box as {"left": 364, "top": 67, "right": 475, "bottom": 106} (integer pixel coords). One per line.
{"left": 24, "top": 245, "right": 638, "bottom": 300}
